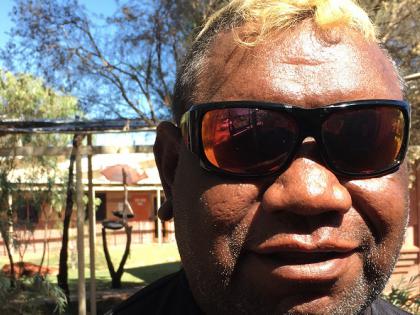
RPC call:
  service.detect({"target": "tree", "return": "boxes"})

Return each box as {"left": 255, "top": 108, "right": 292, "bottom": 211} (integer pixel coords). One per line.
{"left": 57, "top": 133, "right": 83, "bottom": 298}
{"left": 2, "top": 0, "right": 417, "bottom": 127}
{"left": 357, "top": 0, "right": 420, "bottom": 176}
{"left": 359, "top": 0, "right": 419, "bottom": 146}
{"left": 0, "top": 69, "right": 79, "bottom": 285}
{"left": 1, "top": 0, "right": 224, "bottom": 122}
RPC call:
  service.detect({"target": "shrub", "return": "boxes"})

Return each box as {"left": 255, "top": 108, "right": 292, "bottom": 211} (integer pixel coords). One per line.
{"left": 382, "top": 274, "right": 420, "bottom": 314}
{"left": 0, "top": 272, "right": 67, "bottom": 315}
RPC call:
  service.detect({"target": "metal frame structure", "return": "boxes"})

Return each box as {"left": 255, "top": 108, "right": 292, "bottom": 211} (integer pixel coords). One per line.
{"left": 0, "top": 118, "right": 158, "bottom": 315}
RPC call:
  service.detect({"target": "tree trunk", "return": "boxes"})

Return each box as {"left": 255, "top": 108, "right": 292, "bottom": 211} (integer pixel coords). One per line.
{"left": 57, "top": 134, "right": 84, "bottom": 298}
{"left": 1, "top": 193, "right": 16, "bottom": 286}
{"left": 0, "top": 227, "right": 15, "bottom": 286}
{"left": 102, "top": 224, "right": 132, "bottom": 289}
{"left": 38, "top": 208, "right": 48, "bottom": 274}
{"left": 101, "top": 227, "right": 115, "bottom": 285}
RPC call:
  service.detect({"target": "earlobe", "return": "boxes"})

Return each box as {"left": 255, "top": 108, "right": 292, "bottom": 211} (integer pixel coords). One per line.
{"left": 157, "top": 199, "right": 174, "bottom": 221}
{"left": 153, "top": 121, "right": 182, "bottom": 220}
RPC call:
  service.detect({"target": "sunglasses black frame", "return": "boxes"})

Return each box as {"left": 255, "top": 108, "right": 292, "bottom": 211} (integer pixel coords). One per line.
{"left": 180, "top": 99, "right": 410, "bottom": 178}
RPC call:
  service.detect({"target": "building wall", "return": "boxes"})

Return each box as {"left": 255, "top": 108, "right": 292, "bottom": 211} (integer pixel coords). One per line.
{"left": 3, "top": 175, "right": 419, "bottom": 292}
{"left": 104, "top": 191, "right": 155, "bottom": 221}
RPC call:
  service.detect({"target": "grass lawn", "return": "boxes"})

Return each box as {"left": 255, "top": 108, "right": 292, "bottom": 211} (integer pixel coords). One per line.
{"left": 0, "top": 242, "right": 181, "bottom": 292}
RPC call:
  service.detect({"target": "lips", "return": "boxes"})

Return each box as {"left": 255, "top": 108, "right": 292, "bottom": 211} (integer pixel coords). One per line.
{"left": 261, "top": 250, "right": 353, "bottom": 265}
{"left": 248, "top": 239, "right": 360, "bottom": 282}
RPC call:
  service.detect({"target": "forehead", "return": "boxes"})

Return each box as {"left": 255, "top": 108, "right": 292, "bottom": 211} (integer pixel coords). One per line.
{"left": 195, "top": 22, "right": 402, "bottom": 106}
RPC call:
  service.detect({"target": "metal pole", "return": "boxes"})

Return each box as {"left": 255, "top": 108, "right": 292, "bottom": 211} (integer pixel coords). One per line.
{"left": 76, "top": 135, "right": 86, "bottom": 315}
{"left": 87, "top": 135, "right": 97, "bottom": 315}
{"left": 157, "top": 189, "right": 162, "bottom": 244}
{"left": 8, "top": 195, "right": 14, "bottom": 256}
{"left": 416, "top": 161, "right": 420, "bottom": 275}
{"left": 404, "top": 72, "right": 420, "bottom": 81}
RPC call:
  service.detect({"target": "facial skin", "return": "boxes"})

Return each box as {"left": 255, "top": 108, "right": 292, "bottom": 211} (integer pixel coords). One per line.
{"left": 155, "top": 21, "right": 409, "bottom": 315}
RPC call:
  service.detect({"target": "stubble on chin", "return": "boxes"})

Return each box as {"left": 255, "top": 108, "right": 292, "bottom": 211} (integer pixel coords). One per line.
{"left": 194, "top": 223, "right": 405, "bottom": 315}
{"left": 185, "top": 219, "right": 251, "bottom": 314}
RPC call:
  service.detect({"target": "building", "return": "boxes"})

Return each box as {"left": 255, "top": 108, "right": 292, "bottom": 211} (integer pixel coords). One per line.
{"left": 1, "top": 144, "right": 419, "bottom": 286}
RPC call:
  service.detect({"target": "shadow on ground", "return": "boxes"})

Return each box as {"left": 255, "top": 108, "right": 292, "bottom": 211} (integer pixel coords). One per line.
{"left": 125, "top": 261, "right": 181, "bottom": 284}
{"left": 65, "top": 261, "right": 182, "bottom": 314}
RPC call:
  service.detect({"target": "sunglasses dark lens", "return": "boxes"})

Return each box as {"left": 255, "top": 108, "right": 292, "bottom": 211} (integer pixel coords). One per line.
{"left": 322, "top": 106, "right": 406, "bottom": 174}
{"left": 201, "top": 108, "right": 298, "bottom": 175}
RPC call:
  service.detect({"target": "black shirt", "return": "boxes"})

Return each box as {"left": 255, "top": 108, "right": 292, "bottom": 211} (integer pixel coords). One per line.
{"left": 107, "top": 270, "right": 412, "bottom": 315}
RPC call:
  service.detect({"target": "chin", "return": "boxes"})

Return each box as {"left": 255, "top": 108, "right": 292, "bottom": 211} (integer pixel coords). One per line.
{"left": 275, "top": 294, "right": 365, "bottom": 315}
{"left": 210, "top": 270, "right": 379, "bottom": 315}
{"left": 283, "top": 297, "right": 337, "bottom": 315}
{"left": 193, "top": 279, "right": 372, "bottom": 315}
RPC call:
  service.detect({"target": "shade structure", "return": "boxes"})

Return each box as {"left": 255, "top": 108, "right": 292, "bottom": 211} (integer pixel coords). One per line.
{"left": 0, "top": 119, "right": 157, "bottom": 315}
{"left": 100, "top": 164, "right": 147, "bottom": 184}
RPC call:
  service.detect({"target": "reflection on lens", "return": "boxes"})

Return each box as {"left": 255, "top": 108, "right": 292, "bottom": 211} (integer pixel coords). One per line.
{"left": 202, "top": 108, "right": 298, "bottom": 174}
{"left": 322, "top": 106, "right": 405, "bottom": 174}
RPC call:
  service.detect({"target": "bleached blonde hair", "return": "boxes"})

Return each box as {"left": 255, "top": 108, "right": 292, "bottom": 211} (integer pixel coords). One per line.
{"left": 198, "top": 0, "right": 377, "bottom": 46}
{"left": 172, "top": 0, "right": 380, "bottom": 123}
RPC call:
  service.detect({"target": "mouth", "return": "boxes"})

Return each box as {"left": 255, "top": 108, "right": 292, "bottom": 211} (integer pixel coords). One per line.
{"left": 262, "top": 250, "right": 355, "bottom": 265}
{"left": 248, "top": 242, "right": 361, "bottom": 282}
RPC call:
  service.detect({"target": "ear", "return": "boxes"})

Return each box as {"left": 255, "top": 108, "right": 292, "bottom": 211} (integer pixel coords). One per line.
{"left": 154, "top": 121, "right": 182, "bottom": 220}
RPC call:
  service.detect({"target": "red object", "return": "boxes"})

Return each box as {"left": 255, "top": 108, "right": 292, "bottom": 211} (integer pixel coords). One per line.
{"left": 100, "top": 164, "right": 147, "bottom": 184}
{"left": 1, "top": 262, "right": 57, "bottom": 278}
{"left": 130, "top": 194, "right": 152, "bottom": 220}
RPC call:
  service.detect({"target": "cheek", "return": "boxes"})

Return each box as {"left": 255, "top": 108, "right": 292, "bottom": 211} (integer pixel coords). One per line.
{"left": 345, "top": 170, "right": 409, "bottom": 239}
{"left": 172, "top": 151, "right": 263, "bottom": 288}
{"left": 172, "top": 149, "right": 261, "bottom": 254}
{"left": 172, "top": 148, "right": 261, "bottom": 227}
{"left": 201, "top": 183, "right": 260, "bottom": 226}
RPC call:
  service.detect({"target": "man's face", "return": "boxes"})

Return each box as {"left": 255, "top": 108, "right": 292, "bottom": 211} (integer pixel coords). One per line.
{"left": 163, "top": 23, "right": 409, "bottom": 315}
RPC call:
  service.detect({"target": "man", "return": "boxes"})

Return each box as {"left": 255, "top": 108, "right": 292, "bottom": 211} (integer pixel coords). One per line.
{"left": 111, "top": 0, "right": 412, "bottom": 314}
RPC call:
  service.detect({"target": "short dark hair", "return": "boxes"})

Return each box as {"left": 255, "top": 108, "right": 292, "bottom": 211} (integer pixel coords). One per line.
{"left": 172, "top": 8, "right": 245, "bottom": 124}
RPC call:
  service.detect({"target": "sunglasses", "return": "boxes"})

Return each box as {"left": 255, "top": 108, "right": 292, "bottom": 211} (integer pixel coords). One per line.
{"left": 179, "top": 100, "right": 410, "bottom": 178}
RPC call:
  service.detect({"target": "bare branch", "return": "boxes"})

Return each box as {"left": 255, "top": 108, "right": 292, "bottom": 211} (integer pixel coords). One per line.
{"left": 405, "top": 73, "right": 420, "bottom": 81}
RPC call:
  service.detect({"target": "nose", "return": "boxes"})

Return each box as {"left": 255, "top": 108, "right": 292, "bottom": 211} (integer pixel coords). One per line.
{"left": 261, "top": 145, "right": 352, "bottom": 216}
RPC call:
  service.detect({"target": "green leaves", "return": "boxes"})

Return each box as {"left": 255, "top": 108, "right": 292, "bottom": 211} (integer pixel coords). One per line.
{"left": 0, "top": 273, "right": 68, "bottom": 315}
{"left": 0, "top": 70, "right": 79, "bottom": 273}
{"left": 0, "top": 70, "right": 79, "bottom": 120}
{"left": 0, "top": 70, "right": 79, "bottom": 215}
{"left": 381, "top": 274, "right": 420, "bottom": 314}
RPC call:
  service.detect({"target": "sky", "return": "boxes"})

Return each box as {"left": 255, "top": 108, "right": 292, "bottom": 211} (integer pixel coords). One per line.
{"left": 0, "top": 0, "right": 118, "bottom": 48}
{"left": 0, "top": 0, "right": 13, "bottom": 47}
{"left": 0, "top": 0, "right": 156, "bottom": 145}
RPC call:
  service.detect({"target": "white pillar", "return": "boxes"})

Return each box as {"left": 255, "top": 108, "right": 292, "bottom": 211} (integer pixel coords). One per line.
{"left": 76, "top": 138, "right": 86, "bottom": 315}
{"left": 157, "top": 189, "right": 162, "bottom": 244}
{"left": 87, "top": 135, "right": 96, "bottom": 315}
